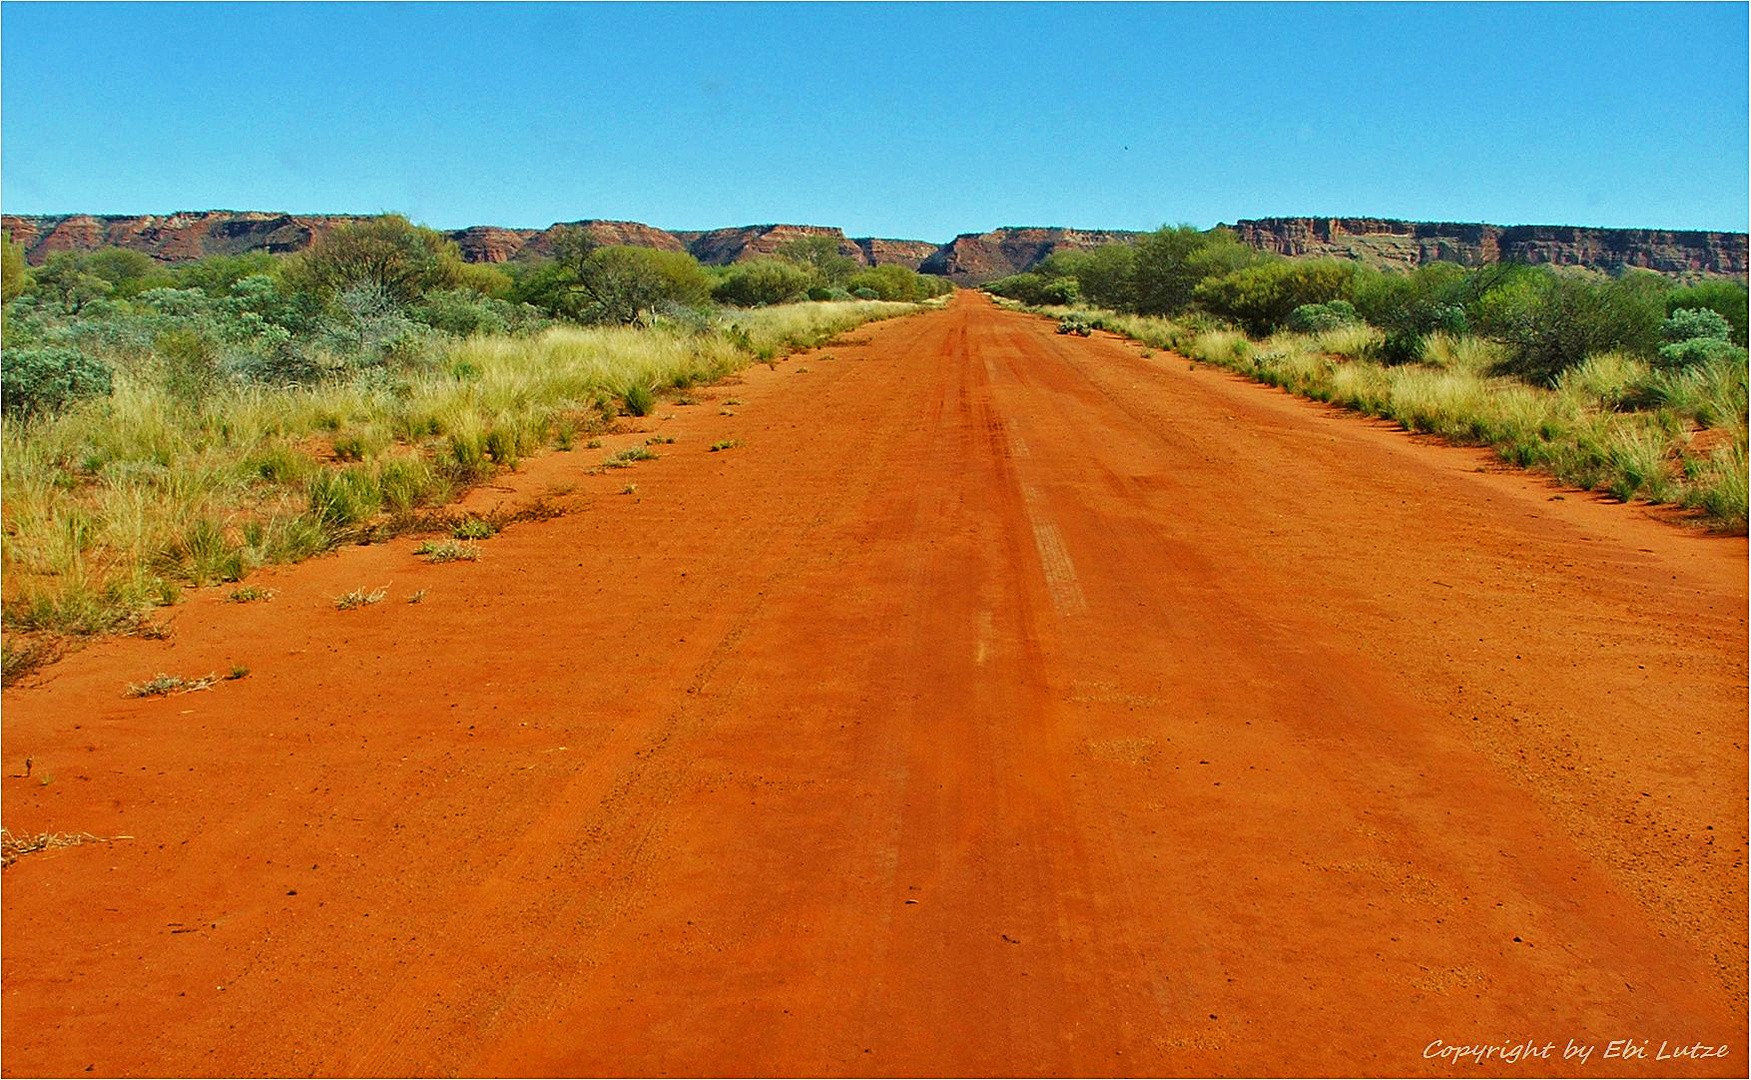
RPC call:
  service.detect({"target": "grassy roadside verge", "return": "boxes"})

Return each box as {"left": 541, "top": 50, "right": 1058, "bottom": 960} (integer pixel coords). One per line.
{"left": 2, "top": 299, "right": 926, "bottom": 669}
{"left": 1006, "top": 300, "right": 1748, "bottom": 533}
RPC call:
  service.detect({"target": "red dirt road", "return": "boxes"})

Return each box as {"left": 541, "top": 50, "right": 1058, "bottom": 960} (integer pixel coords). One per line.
{"left": 3, "top": 293, "right": 1745, "bottom": 1077}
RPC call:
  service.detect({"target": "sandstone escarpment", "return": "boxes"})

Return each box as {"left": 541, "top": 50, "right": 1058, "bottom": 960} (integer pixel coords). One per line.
{"left": 677, "top": 224, "right": 865, "bottom": 267}
{"left": 854, "top": 237, "right": 939, "bottom": 270}
{"left": 3, "top": 212, "right": 368, "bottom": 265}
{"left": 1229, "top": 217, "right": 1748, "bottom": 277}
{"left": 6, "top": 210, "right": 1745, "bottom": 283}
{"left": 919, "top": 227, "right": 1144, "bottom": 284}
{"left": 511, "top": 220, "right": 691, "bottom": 261}
{"left": 448, "top": 225, "right": 540, "bottom": 263}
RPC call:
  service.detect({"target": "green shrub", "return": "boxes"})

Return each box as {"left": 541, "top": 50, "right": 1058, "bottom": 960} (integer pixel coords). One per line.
{"left": 845, "top": 265, "right": 950, "bottom": 303}
{"left": 1193, "top": 258, "right": 1357, "bottom": 335}
{"left": 413, "top": 288, "right": 513, "bottom": 336}
{"left": 604, "top": 445, "right": 657, "bottom": 468}
{"left": 154, "top": 517, "right": 245, "bottom": 586}
{"left": 415, "top": 539, "right": 479, "bottom": 563}
{"left": 984, "top": 272, "right": 1079, "bottom": 307}
{"left": 1484, "top": 271, "right": 1667, "bottom": 384}
{"left": 1373, "top": 330, "right": 1428, "bottom": 366}
{"left": 1, "top": 346, "right": 114, "bottom": 418}
{"left": 1658, "top": 336, "right": 1746, "bottom": 371}
{"left": 621, "top": 383, "right": 655, "bottom": 416}
{"left": 1665, "top": 281, "right": 1749, "bottom": 345}
{"left": 774, "top": 235, "right": 858, "bottom": 286}
{"left": 1131, "top": 225, "right": 1262, "bottom": 317}
{"left": 1039, "top": 245, "right": 1138, "bottom": 310}
{"left": 1662, "top": 307, "right": 1733, "bottom": 344}
{"left": 307, "top": 467, "right": 383, "bottom": 530}
{"left": 712, "top": 259, "right": 816, "bottom": 307}
{"left": 1, "top": 229, "right": 28, "bottom": 301}
{"left": 1286, "top": 300, "right": 1359, "bottom": 333}
{"left": 482, "top": 424, "right": 520, "bottom": 467}
{"left": 378, "top": 458, "right": 440, "bottom": 513}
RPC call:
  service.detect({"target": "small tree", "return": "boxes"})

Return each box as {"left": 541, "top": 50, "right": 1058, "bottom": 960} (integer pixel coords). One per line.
{"left": 571, "top": 246, "right": 710, "bottom": 324}
{"left": 1042, "top": 244, "right": 1137, "bottom": 310}
{"left": 83, "top": 248, "right": 163, "bottom": 296}
{"left": 549, "top": 225, "right": 601, "bottom": 282}
{"left": 775, "top": 235, "right": 858, "bottom": 287}
{"left": 1, "top": 230, "right": 28, "bottom": 301}
{"left": 1193, "top": 258, "right": 1357, "bottom": 335}
{"left": 281, "top": 214, "right": 466, "bottom": 303}
{"left": 1132, "top": 225, "right": 1261, "bottom": 317}
{"left": 27, "top": 252, "right": 114, "bottom": 314}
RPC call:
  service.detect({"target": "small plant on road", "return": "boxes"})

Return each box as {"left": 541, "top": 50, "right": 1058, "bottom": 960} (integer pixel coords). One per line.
{"left": 415, "top": 540, "right": 480, "bottom": 563}
{"left": 334, "top": 587, "right": 388, "bottom": 610}
{"left": 621, "top": 384, "right": 655, "bottom": 416}
{"left": 226, "top": 585, "right": 275, "bottom": 603}
{"left": 452, "top": 517, "right": 496, "bottom": 540}
{"left": 604, "top": 446, "right": 658, "bottom": 468}
{"left": 126, "top": 671, "right": 218, "bottom": 697}
{"left": 710, "top": 440, "right": 742, "bottom": 453}
{"left": 2, "top": 829, "right": 114, "bottom": 868}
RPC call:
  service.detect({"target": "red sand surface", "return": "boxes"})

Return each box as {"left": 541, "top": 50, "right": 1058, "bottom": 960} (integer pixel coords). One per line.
{"left": 3, "top": 293, "right": 1745, "bottom": 1077}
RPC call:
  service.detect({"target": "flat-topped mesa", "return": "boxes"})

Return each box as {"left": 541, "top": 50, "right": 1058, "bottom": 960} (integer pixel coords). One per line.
{"left": 1229, "top": 217, "right": 1750, "bottom": 277}
{"left": 447, "top": 225, "right": 540, "bottom": 263}
{"left": 854, "top": 237, "right": 940, "bottom": 271}
{"left": 5, "top": 211, "right": 1745, "bottom": 281}
{"left": 2, "top": 211, "right": 371, "bottom": 265}
{"left": 0, "top": 212, "right": 953, "bottom": 270}
{"left": 504, "top": 220, "right": 692, "bottom": 262}
{"left": 673, "top": 224, "right": 864, "bottom": 267}
{"left": 920, "top": 227, "right": 1145, "bottom": 284}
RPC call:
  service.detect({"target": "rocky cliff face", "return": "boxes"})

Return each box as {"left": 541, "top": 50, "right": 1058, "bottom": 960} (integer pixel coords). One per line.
{"left": 447, "top": 225, "right": 540, "bottom": 263}
{"left": 2, "top": 213, "right": 941, "bottom": 271}
{"left": 853, "top": 237, "right": 940, "bottom": 271}
{"left": 674, "top": 224, "right": 863, "bottom": 267}
{"left": 919, "top": 227, "right": 1144, "bottom": 284}
{"left": 3, "top": 212, "right": 369, "bottom": 265}
{"left": 1229, "top": 218, "right": 1749, "bottom": 277}
{"left": 6, "top": 211, "right": 1745, "bottom": 282}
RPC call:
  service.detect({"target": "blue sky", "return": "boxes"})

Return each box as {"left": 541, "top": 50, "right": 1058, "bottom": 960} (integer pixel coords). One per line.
{"left": 3, "top": 2, "right": 1746, "bottom": 239}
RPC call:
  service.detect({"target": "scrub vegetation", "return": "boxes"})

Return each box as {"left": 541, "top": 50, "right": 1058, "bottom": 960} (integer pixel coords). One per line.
{"left": 1, "top": 218, "right": 929, "bottom": 644}
{"left": 988, "top": 225, "right": 1748, "bottom": 531}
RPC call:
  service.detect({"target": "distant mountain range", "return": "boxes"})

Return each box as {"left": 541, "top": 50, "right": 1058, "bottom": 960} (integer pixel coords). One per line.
{"left": 4, "top": 212, "right": 1745, "bottom": 282}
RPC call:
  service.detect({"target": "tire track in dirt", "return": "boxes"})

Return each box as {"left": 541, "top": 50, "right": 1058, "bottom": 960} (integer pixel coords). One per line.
{"left": 325, "top": 315, "right": 957, "bottom": 1077}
